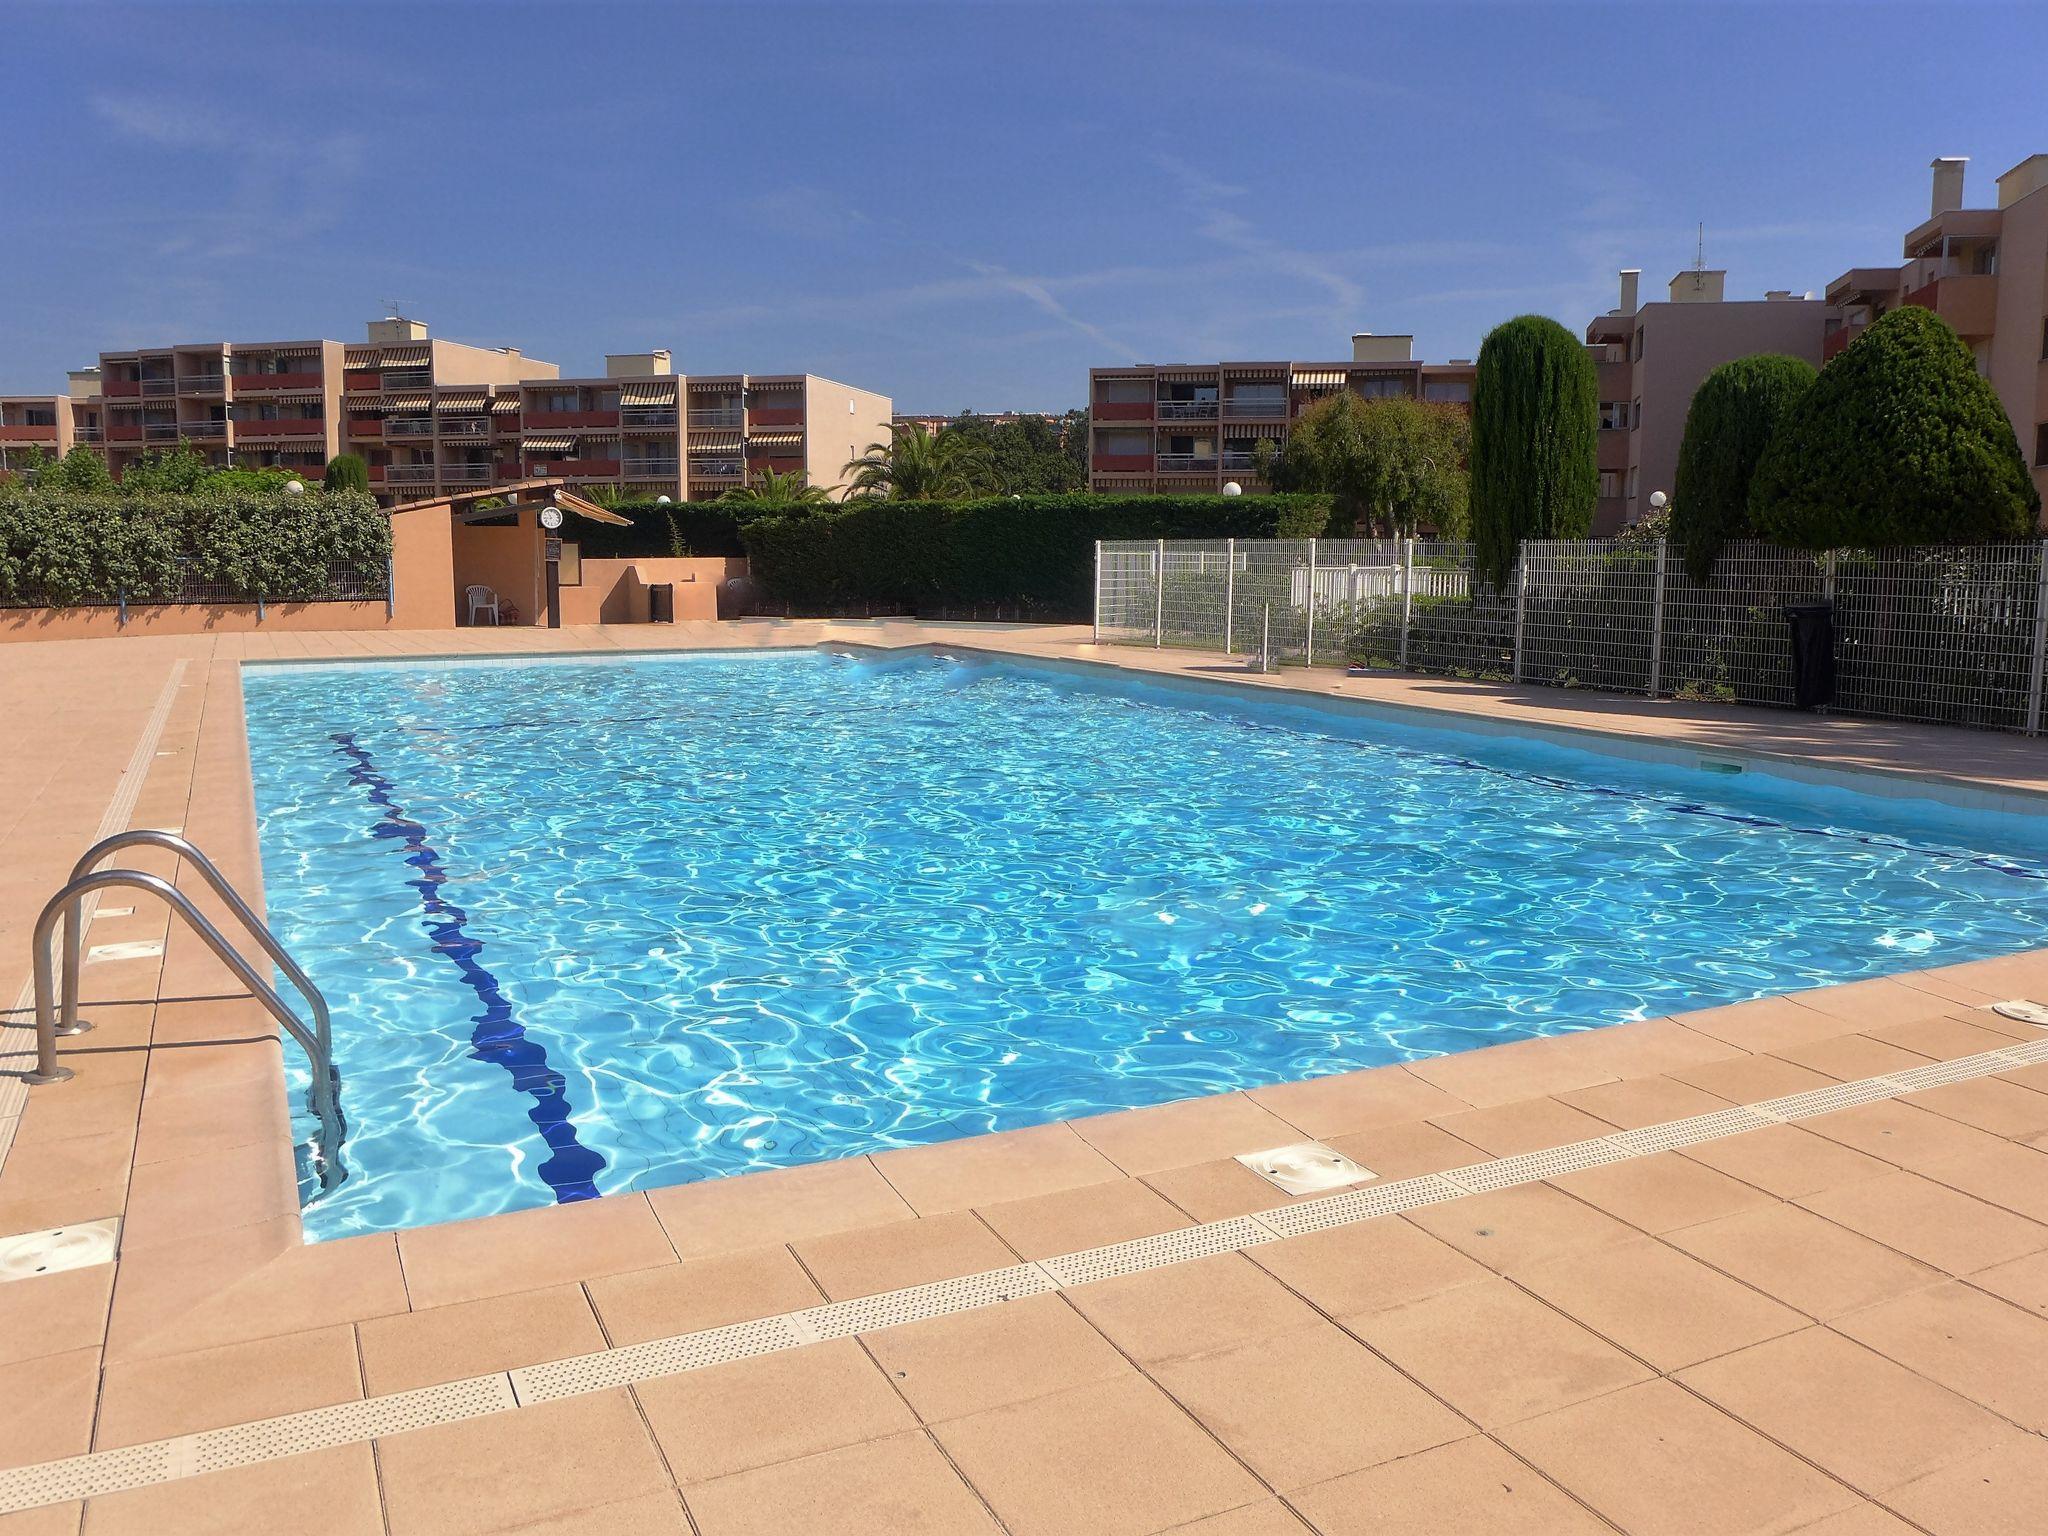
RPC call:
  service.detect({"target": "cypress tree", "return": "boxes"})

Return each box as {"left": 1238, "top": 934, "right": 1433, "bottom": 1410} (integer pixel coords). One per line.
{"left": 1749, "top": 306, "right": 2039, "bottom": 547}
{"left": 1469, "top": 315, "right": 1599, "bottom": 589}
{"left": 323, "top": 453, "right": 370, "bottom": 493}
{"left": 1672, "top": 353, "right": 1817, "bottom": 581}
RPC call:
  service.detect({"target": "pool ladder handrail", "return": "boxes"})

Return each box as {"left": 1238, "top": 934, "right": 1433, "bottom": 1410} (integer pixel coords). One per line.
{"left": 26, "top": 830, "right": 346, "bottom": 1185}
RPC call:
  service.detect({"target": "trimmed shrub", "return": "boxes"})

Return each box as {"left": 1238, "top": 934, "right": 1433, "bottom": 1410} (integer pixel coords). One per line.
{"left": 323, "top": 454, "right": 370, "bottom": 493}
{"left": 739, "top": 493, "right": 1334, "bottom": 617}
{"left": 1672, "top": 354, "right": 1818, "bottom": 582}
{"left": 562, "top": 501, "right": 749, "bottom": 560}
{"left": 1469, "top": 314, "right": 1599, "bottom": 590}
{"left": 0, "top": 485, "right": 389, "bottom": 607}
{"left": 1749, "top": 306, "right": 2040, "bottom": 547}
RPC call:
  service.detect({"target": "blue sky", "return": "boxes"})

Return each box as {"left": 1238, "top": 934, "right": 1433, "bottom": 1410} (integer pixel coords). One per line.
{"left": 4, "top": 1, "right": 2044, "bottom": 411}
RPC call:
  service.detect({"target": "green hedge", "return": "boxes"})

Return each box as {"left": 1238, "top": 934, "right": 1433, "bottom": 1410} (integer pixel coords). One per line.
{"left": 568, "top": 501, "right": 749, "bottom": 560}
{"left": 738, "top": 494, "right": 1334, "bottom": 617}
{"left": 0, "top": 486, "right": 391, "bottom": 608}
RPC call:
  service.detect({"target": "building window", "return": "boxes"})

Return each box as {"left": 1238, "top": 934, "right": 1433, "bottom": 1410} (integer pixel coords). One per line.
{"left": 1625, "top": 466, "right": 1639, "bottom": 500}
{"left": 2040, "top": 318, "right": 2047, "bottom": 361}
{"left": 1630, "top": 328, "right": 1645, "bottom": 362}
{"left": 1631, "top": 398, "right": 1642, "bottom": 431}
{"left": 1599, "top": 401, "right": 1627, "bottom": 430}
{"left": 1422, "top": 381, "right": 1470, "bottom": 404}
{"left": 1599, "top": 470, "right": 1621, "bottom": 499}
{"left": 1973, "top": 243, "right": 1999, "bottom": 276}
{"left": 2037, "top": 423, "right": 2048, "bottom": 467}
{"left": 1353, "top": 376, "right": 1407, "bottom": 399}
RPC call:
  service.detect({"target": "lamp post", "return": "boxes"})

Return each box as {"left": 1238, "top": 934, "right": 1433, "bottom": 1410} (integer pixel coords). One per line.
{"left": 1221, "top": 482, "right": 1242, "bottom": 497}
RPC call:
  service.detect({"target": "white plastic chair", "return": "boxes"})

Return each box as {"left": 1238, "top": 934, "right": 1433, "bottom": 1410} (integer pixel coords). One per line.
{"left": 465, "top": 585, "right": 500, "bottom": 626}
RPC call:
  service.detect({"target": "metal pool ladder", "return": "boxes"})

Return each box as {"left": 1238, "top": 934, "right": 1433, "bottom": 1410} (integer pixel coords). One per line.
{"left": 24, "top": 829, "right": 346, "bottom": 1186}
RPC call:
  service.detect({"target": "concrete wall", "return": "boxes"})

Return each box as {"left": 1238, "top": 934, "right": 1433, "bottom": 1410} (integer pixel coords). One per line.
{"left": 803, "top": 377, "right": 893, "bottom": 498}
{"left": 0, "top": 602, "right": 395, "bottom": 643}
{"left": 554, "top": 557, "right": 744, "bottom": 625}
{"left": 1985, "top": 180, "right": 2048, "bottom": 511}
{"left": 451, "top": 510, "right": 547, "bottom": 625}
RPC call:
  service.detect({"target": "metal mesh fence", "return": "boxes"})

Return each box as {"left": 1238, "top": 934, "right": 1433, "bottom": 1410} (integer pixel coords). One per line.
{"left": 1097, "top": 536, "right": 2048, "bottom": 735}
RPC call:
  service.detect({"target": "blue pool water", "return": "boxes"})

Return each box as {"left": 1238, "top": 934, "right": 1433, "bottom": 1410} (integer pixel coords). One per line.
{"left": 242, "top": 648, "right": 2048, "bottom": 1239}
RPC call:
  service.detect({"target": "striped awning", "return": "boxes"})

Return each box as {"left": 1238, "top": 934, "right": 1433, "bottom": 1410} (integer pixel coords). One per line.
{"left": 1292, "top": 370, "right": 1346, "bottom": 387}
{"left": 343, "top": 349, "right": 377, "bottom": 369}
{"left": 690, "top": 379, "right": 741, "bottom": 393}
{"left": 385, "top": 395, "right": 430, "bottom": 413}
{"left": 1221, "top": 364, "right": 1286, "bottom": 380}
{"left": 261, "top": 389, "right": 325, "bottom": 403}
{"left": 379, "top": 346, "right": 430, "bottom": 367}
{"left": 577, "top": 431, "right": 621, "bottom": 444}
{"left": 748, "top": 431, "right": 802, "bottom": 447}
{"left": 1223, "top": 421, "right": 1286, "bottom": 439}
{"left": 435, "top": 392, "right": 486, "bottom": 411}
{"left": 747, "top": 377, "right": 799, "bottom": 390}
{"left": 1155, "top": 368, "right": 1220, "bottom": 382}
{"left": 689, "top": 436, "right": 743, "bottom": 452}
{"left": 618, "top": 382, "right": 677, "bottom": 407}
{"left": 490, "top": 395, "right": 523, "bottom": 414}
{"left": 522, "top": 436, "right": 573, "bottom": 453}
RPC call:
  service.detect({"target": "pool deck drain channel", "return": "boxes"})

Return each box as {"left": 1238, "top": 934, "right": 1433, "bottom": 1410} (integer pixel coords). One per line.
{"left": 2, "top": 1009, "right": 2044, "bottom": 1516}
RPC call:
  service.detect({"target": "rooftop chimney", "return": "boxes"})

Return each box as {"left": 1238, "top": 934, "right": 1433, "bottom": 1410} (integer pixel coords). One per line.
{"left": 1931, "top": 156, "right": 1968, "bottom": 216}
{"left": 1618, "top": 269, "right": 1641, "bottom": 314}
{"left": 1668, "top": 269, "right": 1726, "bottom": 304}
{"left": 605, "top": 349, "right": 674, "bottom": 378}
{"left": 1350, "top": 332, "right": 1413, "bottom": 364}
{"left": 366, "top": 316, "right": 429, "bottom": 344}
{"left": 1764, "top": 289, "right": 1794, "bottom": 301}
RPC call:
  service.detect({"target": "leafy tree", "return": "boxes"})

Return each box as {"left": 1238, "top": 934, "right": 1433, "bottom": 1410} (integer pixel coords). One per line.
{"left": 1749, "top": 306, "right": 2040, "bottom": 547}
{"left": 323, "top": 453, "right": 370, "bottom": 493}
{"left": 120, "top": 444, "right": 214, "bottom": 493}
{"left": 717, "top": 466, "right": 838, "bottom": 524}
{"left": 1671, "top": 354, "right": 1817, "bottom": 581}
{"left": 1263, "top": 392, "right": 1470, "bottom": 537}
{"left": 1469, "top": 314, "right": 1599, "bottom": 588}
{"left": 943, "top": 412, "right": 1086, "bottom": 494}
{"left": 843, "top": 421, "right": 994, "bottom": 501}
{"left": 35, "top": 445, "right": 115, "bottom": 494}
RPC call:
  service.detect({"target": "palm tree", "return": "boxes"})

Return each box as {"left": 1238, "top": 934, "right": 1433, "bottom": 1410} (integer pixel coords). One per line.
{"left": 842, "top": 421, "right": 993, "bottom": 501}
{"left": 717, "top": 467, "right": 838, "bottom": 521}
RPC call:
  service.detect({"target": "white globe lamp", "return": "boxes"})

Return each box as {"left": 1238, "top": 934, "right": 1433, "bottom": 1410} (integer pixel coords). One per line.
{"left": 1222, "top": 482, "right": 1243, "bottom": 497}
{"left": 1649, "top": 490, "right": 1668, "bottom": 511}
{"left": 283, "top": 479, "right": 306, "bottom": 496}
{"left": 656, "top": 494, "right": 672, "bottom": 505}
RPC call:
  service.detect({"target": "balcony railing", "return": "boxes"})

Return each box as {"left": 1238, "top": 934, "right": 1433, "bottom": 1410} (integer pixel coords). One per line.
{"left": 386, "top": 464, "right": 438, "bottom": 484}
{"left": 623, "top": 464, "right": 681, "bottom": 482}
{"left": 380, "top": 370, "right": 432, "bottom": 391}
{"left": 1222, "top": 397, "right": 1287, "bottom": 418}
{"left": 73, "top": 425, "right": 103, "bottom": 443}
{"left": 385, "top": 416, "right": 435, "bottom": 437}
{"left": 438, "top": 417, "right": 490, "bottom": 438}
{"left": 230, "top": 371, "right": 323, "bottom": 392}
{"left": 179, "top": 373, "right": 226, "bottom": 394}
{"left": 688, "top": 407, "right": 744, "bottom": 428}
{"left": 143, "top": 421, "right": 184, "bottom": 440}
{"left": 105, "top": 379, "right": 141, "bottom": 398}
{"left": 689, "top": 459, "right": 743, "bottom": 478}
{"left": 1156, "top": 454, "right": 1218, "bottom": 472}
{"left": 140, "top": 378, "right": 178, "bottom": 397}
{"left": 1156, "top": 400, "right": 1218, "bottom": 420}
{"left": 1220, "top": 452, "right": 1261, "bottom": 472}
{"left": 235, "top": 417, "right": 324, "bottom": 437}
{"left": 438, "top": 464, "right": 495, "bottom": 484}
{"left": 181, "top": 420, "right": 228, "bottom": 439}
{"left": 621, "top": 407, "right": 679, "bottom": 428}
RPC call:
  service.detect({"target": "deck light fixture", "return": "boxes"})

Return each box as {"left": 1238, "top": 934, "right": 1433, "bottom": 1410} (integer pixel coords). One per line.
{"left": 1222, "top": 482, "right": 1243, "bottom": 496}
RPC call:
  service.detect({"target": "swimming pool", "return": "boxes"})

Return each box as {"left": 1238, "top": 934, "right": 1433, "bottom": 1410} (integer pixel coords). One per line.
{"left": 243, "top": 647, "right": 2048, "bottom": 1238}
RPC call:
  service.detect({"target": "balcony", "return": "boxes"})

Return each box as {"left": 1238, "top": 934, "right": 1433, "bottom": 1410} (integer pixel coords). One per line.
{"left": 140, "top": 378, "right": 178, "bottom": 398}
{"left": 438, "top": 464, "right": 495, "bottom": 484}
{"left": 343, "top": 370, "right": 383, "bottom": 392}
{"left": 231, "top": 371, "right": 323, "bottom": 393}
{"left": 0, "top": 424, "right": 60, "bottom": 442}
{"left": 73, "top": 425, "right": 104, "bottom": 443}
{"left": 180, "top": 419, "right": 228, "bottom": 440}
{"left": 236, "top": 417, "right": 325, "bottom": 437}
{"left": 438, "top": 417, "right": 491, "bottom": 438}
{"left": 688, "top": 458, "right": 743, "bottom": 478}
{"left": 1219, "top": 452, "right": 1262, "bottom": 473}
{"left": 179, "top": 373, "right": 226, "bottom": 395}
{"left": 105, "top": 379, "right": 142, "bottom": 398}
{"left": 623, "top": 460, "right": 680, "bottom": 479}
{"left": 1156, "top": 400, "right": 1218, "bottom": 421}
{"left": 688, "top": 406, "right": 744, "bottom": 429}
{"left": 1822, "top": 324, "right": 1861, "bottom": 362}
{"left": 386, "top": 464, "right": 438, "bottom": 485}
{"left": 142, "top": 421, "right": 184, "bottom": 441}
{"left": 381, "top": 369, "right": 432, "bottom": 392}
{"left": 621, "top": 407, "right": 679, "bottom": 428}
{"left": 1091, "top": 452, "right": 1153, "bottom": 474}
{"left": 1092, "top": 400, "right": 1152, "bottom": 422}
{"left": 385, "top": 417, "right": 436, "bottom": 438}
{"left": 1903, "top": 272, "right": 1998, "bottom": 338}
{"left": 534, "top": 458, "right": 621, "bottom": 478}
{"left": 1156, "top": 454, "right": 1218, "bottom": 472}
{"left": 747, "top": 405, "right": 803, "bottom": 428}
{"left": 106, "top": 423, "right": 143, "bottom": 442}
{"left": 347, "top": 417, "right": 384, "bottom": 438}
{"left": 1222, "top": 397, "right": 1287, "bottom": 419}
{"left": 523, "top": 409, "right": 620, "bottom": 430}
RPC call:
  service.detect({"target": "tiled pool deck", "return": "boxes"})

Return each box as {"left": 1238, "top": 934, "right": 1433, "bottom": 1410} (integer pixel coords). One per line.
{"left": 3, "top": 620, "right": 2048, "bottom": 1534}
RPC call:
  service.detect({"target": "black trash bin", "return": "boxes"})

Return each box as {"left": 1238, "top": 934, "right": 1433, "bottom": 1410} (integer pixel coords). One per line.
{"left": 646, "top": 582, "right": 674, "bottom": 624}
{"left": 1783, "top": 602, "right": 1836, "bottom": 709}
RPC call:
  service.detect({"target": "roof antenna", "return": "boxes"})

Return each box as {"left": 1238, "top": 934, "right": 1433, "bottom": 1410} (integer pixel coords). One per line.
{"left": 381, "top": 298, "right": 415, "bottom": 321}
{"left": 1694, "top": 224, "right": 1705, "bottom": 274}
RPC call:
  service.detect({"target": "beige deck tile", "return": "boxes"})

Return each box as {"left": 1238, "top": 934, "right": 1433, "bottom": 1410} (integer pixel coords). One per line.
{"left": 1786, "top": 1507, "right": 1922, "bottom": 1535}
{"left": 1670, "top": 994, "right": 1851, "bottom": 1053}
{"left": 1153, "top": 1320, "right": 1468, "bottom": 1490}
{"left": 1159, "top": 1500, "right": 1314, "bottom": 1534}
{"left": 1968, "top": 1249, "right": 2048, "bottom": 1318}
{"left": 862, "top": 1292, "right": 1130, "bottom": 1422}
{"left": 644, "top": 1156, "right": 913, "bottom": 1260}
{"left": 0, "top": 1130, "right": 132, "bottom": 1211}
{"left": 1915, "top": 1141, "right": 2048, "bottom": 1224}
{"left": 0, "top": 1186, "right": 127, "bottom": 1240}
{"left": 92, "top": 1323, "right": 360, "bottom": 1449}
{"left": 1554, "top": 1072, "right": 1733, "bottom": 1129}
{"left": 77, "top": 1443, "right": 382, "bottom": 1536}
{"left": 1248, "top": 1211, "right": 1490, "bottom": 1319}
{"left": 1790, "top": 976, "right": 1959, "bottom": 1029}
{"left": 1401, "top": 1033, "right": 1618, "bottom": 1108}
{"left": 1069, "top": 1092, "right": 1300, "bottom": 1176}
{"left": 1867, "top": 1013, "right": 2031, "bottom": 1062}
{"left": 0, "top": 1263, "right": 114, "bottom": 1369}
{"left": 974, "top": 1173, "right": 1192, "bottom": 1259}
{"left": 358, "top": 1282, "right": 604, "bottom": 1396}
{"left": 1352, "top": 1276, "right": 1649, "bottom": 1428}
{"left": 1063, "top": 1251, "right": 1323, "bottom": 1366}
{"left": 1894, "top": 967, "right": 2008, "bottom": 1007}
{"left": 585, "top": 1243, "right": 822, "bottom": 1346}
{"left": 1244, "top": 1063, "right": 1471, "bottom": 1138}
{"left": 1498, "top": 1378, "right": 1861, "bottom": 1536}
{"left": 1518, "top": 1234, "right": 1805, "bottom": 1371}
{"left": 870, "top": 1122, "right": 1122, "bottom": 1215}
{"left": 1832, "top": 1282, "right": 2048, "bottom": 1433}
{"left": 1668, "top": 1203, "right": 1943, "bottom": 1318}
{"left": 1777, "top": 1032, "right": 1937, "bottom": 1082}
{"left": 1996, "top": 1057, "right": 2048, "bottom": 1094}
{"left": 1669, "top": 1050, "right": 1838, "bottom": 1104}
{"left": 0, "top": 1347, "right": 98, "bottom": 1471}
{"left": 1549, "top": 1147, "right": 1778, "bottom": 1233}
{"left": 1289, "top": 1433, "right": 1611, "bottom": 1535}
{"left": 634, "top": 1335, "right": 916, "bottom": 1483}
{"left": 1798, "top": 1172, "right": 2048, "bottom": 1276}
{"left": 115, "top": 1137, "right": 299, "bottom": 1255}
{"left": 682, "top": 1431, "right": 999, "bottom": 1536}
{"left": 934, "top": 1375, "right": 1266, "bottom": 1536}
{"left": 1801, "top": 1100, "right": 2010, "bottom": 1170}
{"left": 1427, "top": 1095, "right": 1613, "bottom": 1157}
{"left": 396, "top": 1191, "right": 677, "bottom": 1310}
{"left": 1559, "top": 1016, "right": 1748, "bottom": 1078}
{"left": 793, "top": 1208, "right": 1017, "bottom": 1300}
{"left": 1323, "top": 1117, "right": 1488, "bottom": 1179}
{"left": 1678, "top": 1121, "right": 1896, "bottom": 1199}
{"left": 377, "top": 1389, "right": 672, "bottom": 1536}
{"left": 1143, "top": 1156, "right": 1297, "bottom": 1221}
{"left": 1679, "top": 1327, "right": 2009, "bottom": 1495}
{"left": 1404, "top": 1182, "right": 1636, "bottom": 1277}
{"left": 1879, "top": 1432, "right": 2048, "bottom": 1535}
{"left": 0, "top": 1502, "right": 80, "bottom": 1535}
{"left": 456, "top": 1490, "right": 691, "bottom": 1536}
{"left": 1902, "top": 1076, "right": 2048, "bottom": 1138}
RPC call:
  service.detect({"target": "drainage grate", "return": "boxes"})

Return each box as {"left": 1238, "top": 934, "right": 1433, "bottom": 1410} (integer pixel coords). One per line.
{"left": 1040, "top": 1217, "right": 1274, "bottom": 1287}
{"left": 1885, "top": 1050, "right": 2023, "bottom": 1093}
{"left": 513, "top": 1316, "right": 800, "bottom": 1404}
{"left": 1234, "top": 1141, "right": 1375, "bottom": 1195}
{"left": 1605, "top": 1106, "right": 1779, "bottom": 1156}
{"left": 1440, "top": 1139, "right": 1629, "bottom": 1193}
{"left": 0, "top": 1441, "right": 171, "bottom": 1511}
{"left": 795, "top": 1263, "right": 1060, "bottom": 1340}
{"left": 1996, "top": 1038, "right": 2048, "bottom": 1066}
{"left": 1255, "top": 1175, "right": 1465, "bottom": 1240}
{"left": 188, "top": 1373, "right": 516, "bottom": 1475}
{"left": 1753, "top": 1077, "right": 1907, "bottom": 1121}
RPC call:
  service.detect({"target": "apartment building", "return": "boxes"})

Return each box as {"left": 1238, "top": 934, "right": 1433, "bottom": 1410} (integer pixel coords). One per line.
{"left": 1087, "top": 334, "right": 1476, "bottom": 494}
{"left": 1584, "top": 270, "right": 1835, "bottom": 532}
{"left": 1826, "top": 154, "right": 2048, "bottom": 509}
{"left": 339, "top": 318, "right": 554, "bottom": 497}
{"left": 0, "top": 393, "right": 70, "bottom": 476}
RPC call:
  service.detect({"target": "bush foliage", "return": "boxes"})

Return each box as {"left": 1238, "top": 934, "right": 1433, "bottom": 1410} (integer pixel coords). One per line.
{"left": 323, "top": 454, "right": 370, "bottom": 493}
{"left": 1672, "top": 353, "right": 1818, "bottom": 582}
{"left": 738, "top": 493, "right": 1334, "bottom": 617}
{"left": 0, "top": 484, "right": 390, "bottom": 608}
{"left": 1749, "top": 306, "right": 2040, "bottom": 547}
{"left": 1263, "top": 394, "right": 1470, "bottom": 537}
{"left": 1469, "top": 314, "right": 1599, "bottom": 589}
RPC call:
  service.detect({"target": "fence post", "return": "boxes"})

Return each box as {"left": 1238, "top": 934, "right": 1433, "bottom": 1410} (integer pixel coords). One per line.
{"left": 2028, "top": 541, "right": 2048, "bottom": 735}
{"left": 1823, "top": 549, "right": 1838, "bottom": 602}
{"left": 1305, "top": 537, "right": 1318, "bottom": 667}
{"left": 257, "top": 595, "right": 266, "bottom": 624}
{"left": 386, "top": 553, "right": 396, "bottom": 623}
{"left": 1091, "top": 542, "right": 1102, "bottom": 644}
{"left": 1398, "top": 537, "right": 1415, "bottom": 671}
{"left": 1511, "top": 550, "right": 1529, "bottom": 683}
{"left": 1223, "top": 538, "right": 1235, "bottom": 655}
{"left": 116, "top": 588, "right": 127, "bottom": 629}
{"left": 1153, "top": 538, "right": 1164, "bottom": 649}
{"left": 1648, "top": 537, "right": 1669, "bottom": 697}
